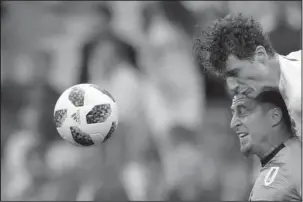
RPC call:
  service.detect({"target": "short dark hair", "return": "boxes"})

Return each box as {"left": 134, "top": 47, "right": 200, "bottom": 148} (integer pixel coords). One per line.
{"left": 256, "top": 91, "right": 294, "bottom": 134}
{"left": 194, "top": 13, "right": 275, "bottom": 77}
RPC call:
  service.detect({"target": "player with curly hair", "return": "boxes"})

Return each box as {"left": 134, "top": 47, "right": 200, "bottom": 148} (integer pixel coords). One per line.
{"left": 194, "top": 13, "right": 301, "bottom": 139}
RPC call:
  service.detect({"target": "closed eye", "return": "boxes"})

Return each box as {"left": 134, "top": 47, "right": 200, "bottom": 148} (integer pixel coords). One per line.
{"left": 225, "top": 68, "right": 239, "bottom": 77}
{"left": 236, "top": 105, "right": 249, "bottom": 117}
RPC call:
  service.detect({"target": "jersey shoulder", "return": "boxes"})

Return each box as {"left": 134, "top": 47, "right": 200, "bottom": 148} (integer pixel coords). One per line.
{"left": 278, "top": 51, "right": 302, "bottom": 139}
{"left": 286, "top": 50, "right": 302, "bottom": 61}
{"left": 279, "top": 50, "right": 301, "bottom": 74}
{"left": 250, "top": 138, "right": 302, "bottom": 201}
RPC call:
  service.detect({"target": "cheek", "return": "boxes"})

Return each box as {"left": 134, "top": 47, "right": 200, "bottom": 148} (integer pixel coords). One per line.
{"left": 245, "top": 64, "right": 269, "bottom": 80}
{"left": 242, "top": 115, "right": 256, "bottom": 129}
{"left": 243, "top": 113, "right": 266, "bottom": 133}
{"left": 226, "top": 77, "right": 238, "bottom": 87}
{"left": 245, "top": 119, "right": 271, "bottom": 147}
{"left": 236, "top": 62, "right": 265, "bottom": 82}
{"left": 256, "top": 63, "right": 271, "bottom": 75}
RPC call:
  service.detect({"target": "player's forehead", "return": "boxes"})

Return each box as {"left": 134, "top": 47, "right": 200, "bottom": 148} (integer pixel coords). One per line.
{"left": 231, "top": 94, "right": 256, "bottom": 110}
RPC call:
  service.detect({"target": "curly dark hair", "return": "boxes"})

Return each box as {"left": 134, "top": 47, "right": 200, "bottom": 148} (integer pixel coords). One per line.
{"left": 194, "top": 13, "right": 275, "bottom": 77}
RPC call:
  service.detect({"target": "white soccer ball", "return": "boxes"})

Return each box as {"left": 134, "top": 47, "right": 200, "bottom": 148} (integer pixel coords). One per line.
{"left": 53, "top": 84, "right": 118, "bottom": 147}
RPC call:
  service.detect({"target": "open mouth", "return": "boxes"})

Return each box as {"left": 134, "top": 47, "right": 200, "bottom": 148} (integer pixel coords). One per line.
{"left": 238, "top": 133, "right": 249, "bottom": 138}
{"left": 242, "top": 88, "right": 254, "bottom": 96}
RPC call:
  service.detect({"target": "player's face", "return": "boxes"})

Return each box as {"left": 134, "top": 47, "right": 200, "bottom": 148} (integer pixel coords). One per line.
{"left": 230, "top": 97, "right": 272, "bottom": 156}
{"left": 225, "top": 53, "right": 277, "bottom": 98}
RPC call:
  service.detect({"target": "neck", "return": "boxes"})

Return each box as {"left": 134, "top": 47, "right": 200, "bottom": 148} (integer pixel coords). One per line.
{"left": 266, "top": 53, "right": 281, "bottom": 88}
{"left": 255, "top": 129, "right": 290, "bottom": 160}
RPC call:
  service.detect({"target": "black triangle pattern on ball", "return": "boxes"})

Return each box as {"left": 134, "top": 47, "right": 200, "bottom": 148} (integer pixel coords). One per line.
{"left": 90, "top": 84, "right": 116, "bottom": 102}
{"left": 70, "top": 126, "right": 94, "bottom": 146}
{"left": 54, "top": 109, "right": 67, "bottom": 128}
{"left": 68, "top": 87, "right": 85, "bottom": 107}
{"left": 86, "top": 104, "right": 112, "bottom": 124}
{"left": 102, "top": 122, "right": 117, "bottom": 143}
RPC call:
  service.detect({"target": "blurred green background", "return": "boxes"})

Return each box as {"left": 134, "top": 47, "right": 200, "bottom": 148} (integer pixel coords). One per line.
{"left": 1, "top": 1, "right": 301, "bottom": 201}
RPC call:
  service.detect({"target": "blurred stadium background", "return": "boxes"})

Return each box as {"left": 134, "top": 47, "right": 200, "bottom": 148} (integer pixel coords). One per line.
{"left": 1, "top": 1, "right": 301, "bottom": 201}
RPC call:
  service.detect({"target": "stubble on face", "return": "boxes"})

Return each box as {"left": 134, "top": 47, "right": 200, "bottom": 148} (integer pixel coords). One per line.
{"left": 231, "top": 95, "right": 260, "bottom": 156}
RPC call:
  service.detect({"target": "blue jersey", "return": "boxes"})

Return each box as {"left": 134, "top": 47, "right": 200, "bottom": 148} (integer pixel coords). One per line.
{"left": 249, "top": 137, "right": 302, "bottom": 201}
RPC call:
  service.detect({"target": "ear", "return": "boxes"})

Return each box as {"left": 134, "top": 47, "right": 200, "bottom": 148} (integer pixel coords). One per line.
{"left": 269, "top": 107, "right": 283, "bottom": 127}
{"left": 254, "top": 46, "right": 268, "bottom": 64}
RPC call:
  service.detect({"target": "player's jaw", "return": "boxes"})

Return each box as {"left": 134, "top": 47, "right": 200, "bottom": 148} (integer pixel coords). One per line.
{"left": 236, "top": 131, "right": 253, "bottom": 156}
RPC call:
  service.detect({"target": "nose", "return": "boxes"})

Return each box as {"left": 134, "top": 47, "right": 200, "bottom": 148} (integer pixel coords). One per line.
{"left": 230, "top": 114, "right": 241, "bottom": 131}
{"left": 226, "top": 77, "right": 239, "bottom": 95}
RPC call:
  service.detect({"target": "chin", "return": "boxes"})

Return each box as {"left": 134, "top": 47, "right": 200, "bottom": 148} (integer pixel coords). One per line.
{"left": 239, "top": 135, "right": 253, "bottom": 156}
{"left": 241, "top": 147, "right": 253, "bottom": 157}
{"left": 240, "top": 144, "right": 253, "bottom": 157}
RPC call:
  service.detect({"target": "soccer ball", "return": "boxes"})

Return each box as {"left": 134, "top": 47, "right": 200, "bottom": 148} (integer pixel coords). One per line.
{"left": 53, "top": 84, "right": 118, "bottom": 147}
